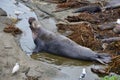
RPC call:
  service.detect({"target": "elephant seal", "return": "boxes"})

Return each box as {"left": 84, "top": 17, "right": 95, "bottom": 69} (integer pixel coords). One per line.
{"left": 29, "top": 17, "right": 111, "bottom": 64}
{"left": 73, "top": 5, "right": 101, "bottom": 13}
{"left": 73, "top": 0, "right": 120, "bottom": 13}
{"left": 104, "top": 0, "right": 120, "bottom": 10}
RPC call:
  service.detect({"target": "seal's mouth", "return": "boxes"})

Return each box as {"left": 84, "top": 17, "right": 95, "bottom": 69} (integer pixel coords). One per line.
{"left": 28, "top": 17, "right": 40, "bottom": 30}
{"left": 31, "top": 21, "right": 40, "bottom": 29}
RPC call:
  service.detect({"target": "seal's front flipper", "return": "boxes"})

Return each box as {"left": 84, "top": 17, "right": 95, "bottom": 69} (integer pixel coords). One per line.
{"left": 33, "top": 38, "right": 44, "bottom": 53}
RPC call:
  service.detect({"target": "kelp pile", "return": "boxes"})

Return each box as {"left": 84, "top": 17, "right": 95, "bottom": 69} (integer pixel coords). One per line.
{"left": 45, "top": 0, "right": 90, "bottom": 9}
{"left": 66, "top": 8, "right": 120, "bottom": 24}
{"left": 3, "top": 24, "right": 22, "bottom": 36}
{"left": 41, "top": 0, "right": 120, "bottom": 75}
{"left": 65, "top": 12, "right": 99, "bottom": 23}
{"left": 56, "top": 1, "right": 89, "bottom": 9}
{"left": 57, "top": 21, "right": 120, "bottom": 52}
{"left": 96, "top": 9, "right": 120, "bottom": 24}
{"left": 105, "top": 55, "right": 120, "bottom": 74}
{"left": 61, "top": 3, "right": 120, "bottom": 52}
{"left": 57, "top": 22, "right": 101, "bottom": 50}
{"left": 54, "top": 0, "right": 120, "bottom": 75}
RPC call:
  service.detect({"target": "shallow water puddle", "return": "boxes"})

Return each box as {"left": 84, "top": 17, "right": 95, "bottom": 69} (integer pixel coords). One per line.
{"left": 32, "top": 53, "right": 101, "bottom": 80}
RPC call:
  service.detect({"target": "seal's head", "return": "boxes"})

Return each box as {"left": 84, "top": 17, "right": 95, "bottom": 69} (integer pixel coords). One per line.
{"left": 28, "top": 17, "right": 40, "bottom": 30}
{"left": 28, "top": 17, "right": 36, "bottom": 25}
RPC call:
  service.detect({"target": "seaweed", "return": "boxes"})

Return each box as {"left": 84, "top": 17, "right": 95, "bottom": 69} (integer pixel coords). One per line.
{"left": 65, "top": 9, "right": 120, "bottom": 24}
{"left": 3, "top": 24, "right": 22, "bottom": 36}
{"left": 105, "top": 55, "right": 120, "bottom": 74}
{"left": 57, "top": 22, "right": 101, "bottom": 50}
{"left": 65, "top": 12, "right": 99, "bottom": 23}
{"left": 56, "top": 1, "right": 89, "bottom": 8}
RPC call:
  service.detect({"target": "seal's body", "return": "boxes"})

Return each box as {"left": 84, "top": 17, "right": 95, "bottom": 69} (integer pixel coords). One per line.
{"left": 29, "top": 17, "right": 111, "bottom": 64}
{"left": 73, "top": 5, "right": 101, "bottom": 13}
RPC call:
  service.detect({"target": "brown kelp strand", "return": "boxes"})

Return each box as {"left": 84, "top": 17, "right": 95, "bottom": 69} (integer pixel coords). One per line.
{"left": 96, "top": 29, "right": 119, "bottom": 39}
{"left": 3, "top": 24, "right": 22, "bottom": 36}
{"left": 56, "top": 22, "right": 101, "bottom": 50}
{"left": 105, "top": 55, "right": 120, "bottom": 74}
{"left": 95, "top": 9, "right": 120, "bottom": 23}
{"left": 65, "top": 12, "right": 99, "bottom": 23}
{"left": 65, "top": 8, "right": 120, "bottom": 24}
{"left": 56, "top": 1, "right": 88, "bottom": 9}
{"left": 57, "top": 22, "right": 120, "bottom": 53}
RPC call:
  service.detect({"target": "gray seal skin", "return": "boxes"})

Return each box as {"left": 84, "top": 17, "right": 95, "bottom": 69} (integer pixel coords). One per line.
{"left": 73, "top": 5, "right": 101, "bottom": 13}
{"left": 29, "top": 17, "right": 111, "bottom": 64}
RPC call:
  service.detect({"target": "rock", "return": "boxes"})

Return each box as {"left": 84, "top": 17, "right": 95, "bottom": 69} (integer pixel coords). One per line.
{"left": 0, "top": 17, "right": 63, "bottom": 80}
{"left": 113, "top": 24, "right": 120, "bottom": 34}
{"left": 0, "top": 8, "right": 7, "bottom": 16}
{"left": 104, "top": 0, "right": 120, "bottom": 10}
{"left": 98, "top": 22, "right": 116, "bottom": 30}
